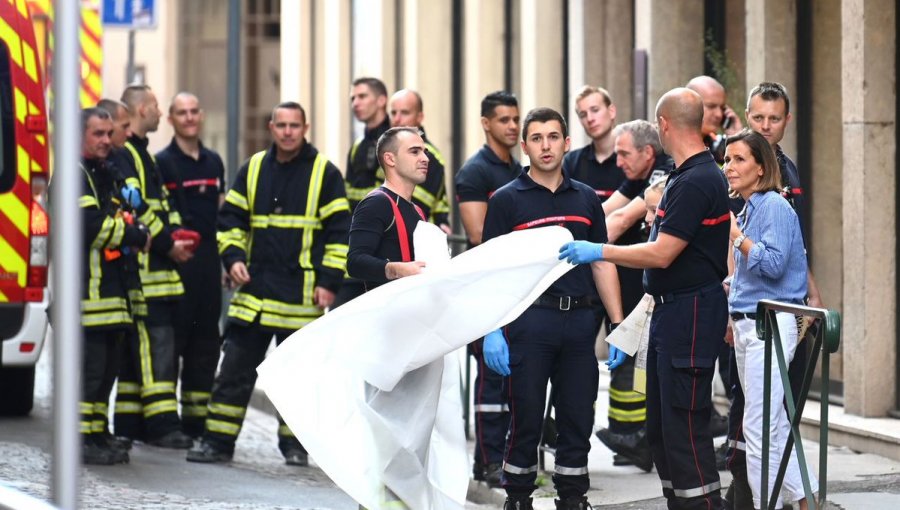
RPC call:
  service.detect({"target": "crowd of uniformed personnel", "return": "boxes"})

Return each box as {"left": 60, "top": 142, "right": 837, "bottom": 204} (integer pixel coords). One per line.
{"left": 71, "top": 73, "right": 815, "bottom": 510}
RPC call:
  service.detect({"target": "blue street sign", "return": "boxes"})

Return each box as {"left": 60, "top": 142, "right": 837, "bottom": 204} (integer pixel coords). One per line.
{"left": 101, "top": 0, "right": 156, "bottom": 29}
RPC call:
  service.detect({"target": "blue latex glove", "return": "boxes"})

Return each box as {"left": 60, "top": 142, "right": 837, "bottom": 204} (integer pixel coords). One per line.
{"left": 606, "top": 345, "right": 627, "bottom": 370}
{"left": 120, "top": 185, "right": 142, "bottom": 209}
{"left": 558, "top": 241, "right": 604, "bottom": 264}
{"left": 483, "top": 329, "right": 510, "bottom": 376}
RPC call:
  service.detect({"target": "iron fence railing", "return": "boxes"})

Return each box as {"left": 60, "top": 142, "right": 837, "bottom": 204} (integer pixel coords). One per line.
{"left": 756, "top": 299, "right": 841, "bottom": 510}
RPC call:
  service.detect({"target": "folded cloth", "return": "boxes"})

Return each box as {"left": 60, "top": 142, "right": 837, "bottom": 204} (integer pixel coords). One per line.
{"left": 171, "top": 228, "right": 202, "bottom": 253}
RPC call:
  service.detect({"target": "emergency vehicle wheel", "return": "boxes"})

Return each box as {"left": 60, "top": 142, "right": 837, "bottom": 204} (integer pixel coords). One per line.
{"left": 0, "top": 366, "right": 35, "bottom": 416}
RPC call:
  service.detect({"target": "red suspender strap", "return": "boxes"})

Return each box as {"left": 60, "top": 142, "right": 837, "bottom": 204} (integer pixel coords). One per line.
{"left": 369, "top": 189, "right": 424, "bottom": 262}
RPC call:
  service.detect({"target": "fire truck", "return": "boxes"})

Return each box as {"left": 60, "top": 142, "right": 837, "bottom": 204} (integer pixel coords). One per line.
{"left": 0, "top": 0, "right": 50, "bottom": 416}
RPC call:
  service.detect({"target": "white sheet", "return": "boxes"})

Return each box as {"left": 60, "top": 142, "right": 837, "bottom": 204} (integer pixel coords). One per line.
{"left": 256, "top": 224, "right": 574, "bottom": 509}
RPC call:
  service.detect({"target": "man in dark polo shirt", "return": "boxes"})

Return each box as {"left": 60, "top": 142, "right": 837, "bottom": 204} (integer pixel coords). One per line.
{"left": 334, "top": 77, "right": 392, "bottom": 309}
{"left": 454, "top": 90, "right": 521, "bottom": 488}
{"left": 388, "top": 88, "right": 450, "bottom": 231}
{"left": 562, "top": 86, "right": 624, "bottom": 203}
{"left": 562, "top": 88, "right": 650, "bottom": 470}
{"left": 156, "top": 92, "right": 226, "bottom": 439}
{"left": 687, "top": 75, "right": 743, "bottom": 164}
{"left": 483, "top": 107, "right": 623, "bottom": 510}
{"left": 592, "top": 119, "right": 673, "bottom": 471}
{"left": 561, "top": 87, "right": 731, "bottom": 510}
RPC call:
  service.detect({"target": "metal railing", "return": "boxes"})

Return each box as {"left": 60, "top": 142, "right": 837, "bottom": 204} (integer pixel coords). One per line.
{"left": 756, "top": 299, "right": 842, "bottom": 510}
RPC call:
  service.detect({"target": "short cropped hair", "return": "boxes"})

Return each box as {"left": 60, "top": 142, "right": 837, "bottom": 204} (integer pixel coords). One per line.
{"left": 270, "top": 101, "right": 306, "bottom": 124}
{"left": 82, "top": 107, "right": 111, "bottom": 132}
{"left": 747, "top": 82, "right": 791, "bottom": 115}
{"left": 376, "top": 126, "right": 419, "bottom": 168}
{"left": 480, "top": 91, "right": 518, "bottom": 118}
{"left": 613, "top": 120, "right": 662, "bottom": 156}
{"left": 120, "top": 84, "right": 153, "bottom": 111}
{"left": 96, "top": 98, "right": 128, "bottom": 117}
{"left": 725, "top": 129, "right": 782, "bottom": 197}
{"left": 352, "top": 77, "right": 388, "bottom": 98}
{"left": 574, "top": 85, "right": 612, "bottom": 108}
{"left": 522, "top": 107, "right": 567, "bottom": 141}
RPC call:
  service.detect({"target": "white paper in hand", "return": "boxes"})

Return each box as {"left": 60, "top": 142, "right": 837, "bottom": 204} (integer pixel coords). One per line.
{"left": 606, "top": 293, "right": 654, "bottom": 356}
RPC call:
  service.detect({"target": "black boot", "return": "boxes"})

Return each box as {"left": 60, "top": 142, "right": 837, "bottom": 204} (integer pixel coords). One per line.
{"left": 82, "top": 441, "right": 117, "bottom": 465}
{"left": 93, "top": 435, "right": 130, "bottom": 464}
{"left": 148, "top": 429, "right": 194, "bottom": 449}
{"left": 186, "top": 441, "right": 233, "bottom": 463}
{"left": 473, "top": 460, "right": 485, "bottom": 481}
{"left": 595, "top": 428, "right": 653, "bottom": 472}
{"left": 483, "top": 462, "right": 503, "bottom": 488}
{"left": 283, "top": 448, "right": 308, "bottom": 466}
{"left": 554, "top": 495, "right": 593, "bottom": 510}
{"left": 503, "top": 496, "right": 534, "bottom": 510}
{"left": 728, "top": 467, "right": 754, "bottom": 510}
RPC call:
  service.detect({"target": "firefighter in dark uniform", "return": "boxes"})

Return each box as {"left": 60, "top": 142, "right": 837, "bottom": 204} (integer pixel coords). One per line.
{"left": 75, "top": 107, "right": 149, "bottom": 464}
{"left": 115, "top": 84, "right": 196, "bottom": 449}
{"left": 347, "top": 127, "right": 429, "bottom": 509}
{"left": 686, "top": 75, "right": 743, "bottom": 165}
{"left": 388, "top": 88, "right": 451, "bottom": 230}
{"left": 156, "top": 92, "right": 226, "bottom": 439}
{"left": 561, "top": 87, "right": 651, "bottom": 470}
{"left": 592, "top": 120, "right": 675, "bottom": 472}
{"left": 561, "top": 88, "right": 731, "bottom": 510}
{"left": 187, "top": 101, "right": 350, "bottom": 466}
{"left": 483, "top": 108, "right": 624, "bottom": 510}
{"left": 347, "top": 127, "right": 428, "bottom": 288}
{"left": 96, "top": 98, "right": 145, "bottom": 450}
{"left": 455, "top": 91, "right": 521, "bottom": 487}
{"left": 333, "top": 77, "right": 392, "bottom": 308}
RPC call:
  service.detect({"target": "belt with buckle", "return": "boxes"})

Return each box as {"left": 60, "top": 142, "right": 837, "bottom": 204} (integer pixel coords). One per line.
{"left": 730, "top": 312, "right": 757, "bottom": 321}
{"left": 652, "top": 281, "right": 722, "bottom": 305}
{"left": 532, "top": 294, "right": 594, "bottom": 311}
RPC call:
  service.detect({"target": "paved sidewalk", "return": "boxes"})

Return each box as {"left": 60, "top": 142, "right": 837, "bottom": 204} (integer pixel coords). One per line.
{"left": 251, "top": 368, "right": 900, "bottom": 509}
{"left": 466, "top": 370, "right": 900, "bottom": 509}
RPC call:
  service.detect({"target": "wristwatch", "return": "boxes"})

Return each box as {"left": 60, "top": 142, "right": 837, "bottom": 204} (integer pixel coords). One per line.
{"left": 733, "top": 233, "right": 747, "bottom": 248}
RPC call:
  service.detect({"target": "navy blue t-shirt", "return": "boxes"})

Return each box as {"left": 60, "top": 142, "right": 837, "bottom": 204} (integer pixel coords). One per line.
{"left": 562, "top": 144, "right": 624, "bottom": 202}
{"left": 483, "top": 170, "right": 608, "bottom": 298}
{"left": 454, "top": 145, "right": 522, "bottom": 203}
{"left": 643, "top": 150, "right": 730, "bottom": 296}
{"left": 156, "top": 139, "right": 226, "bottom": 250}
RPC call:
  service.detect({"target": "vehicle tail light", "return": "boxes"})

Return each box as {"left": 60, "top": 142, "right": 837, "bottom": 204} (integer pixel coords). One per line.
{"left": 27, "top": 175, "right": 49, "bottom": 299}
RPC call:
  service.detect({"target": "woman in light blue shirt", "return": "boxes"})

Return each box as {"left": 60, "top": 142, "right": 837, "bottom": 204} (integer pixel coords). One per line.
{"left": 725, "top": 130, "right": 817, "bottom": 510}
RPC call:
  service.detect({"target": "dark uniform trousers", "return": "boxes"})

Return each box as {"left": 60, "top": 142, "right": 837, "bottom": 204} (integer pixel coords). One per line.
{"left": 202, "top": 320, "right": 302, "bottom": 455}
{"left": 646, "top": 287, "right": 726, "bottom": 510}
{"left": 174, "top": 241, "right": 223, "bottom": 437}
{"left": 471, "top": 340, "right": 510, "bottom": 470}
{"left": 114, "top": 301, "right": 182, "bottom": 440}
{"left": 503, "top": 306, "right": 598, "bottom": 499}
{"left": 83, "top": 330, "right": 124, "bottom": 438}
{"left": 606, "top": 265, "right": 647, "bottom": 434}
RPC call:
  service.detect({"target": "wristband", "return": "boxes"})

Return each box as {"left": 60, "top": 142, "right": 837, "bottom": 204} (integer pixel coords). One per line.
{"left": 606, "top": 322, "right": 621, "bottom": 335}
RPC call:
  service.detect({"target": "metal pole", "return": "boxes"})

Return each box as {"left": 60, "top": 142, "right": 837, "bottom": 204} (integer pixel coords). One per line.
{"left": 126, "top": 29, "right": 135, "bottom": 83}
{"left": 226, "top": 0, "right": 241, "bottom": 183}
{"left": 51, "top": 1, "right": 82, "bottom": 508}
